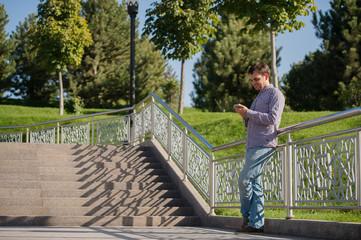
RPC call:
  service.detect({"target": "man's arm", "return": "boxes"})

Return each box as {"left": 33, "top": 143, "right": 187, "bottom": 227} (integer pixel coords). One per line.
{"left": 246, "top": 90, "right": 285, "bottom": 126}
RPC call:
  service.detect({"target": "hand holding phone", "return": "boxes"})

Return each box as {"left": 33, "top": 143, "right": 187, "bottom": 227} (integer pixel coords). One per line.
{"left": 233, "top": 103, "right": 245, "bottom": 109}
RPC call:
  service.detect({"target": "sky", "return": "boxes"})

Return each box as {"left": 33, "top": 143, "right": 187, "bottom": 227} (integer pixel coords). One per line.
{"left": 2, "top": 0, "right": 332, "bottom": 107}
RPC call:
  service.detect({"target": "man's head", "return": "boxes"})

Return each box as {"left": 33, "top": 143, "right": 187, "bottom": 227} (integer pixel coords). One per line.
{"left": 248, "top": 62, "right": 270, "bottom": 91}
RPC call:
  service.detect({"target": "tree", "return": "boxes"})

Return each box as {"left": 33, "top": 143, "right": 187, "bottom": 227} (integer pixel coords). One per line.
{"left": 160, "top": 65, "right": 180, "bottom": 110}
{"left": 337, "top": 76, "right": 361, "bottom": 108}
{"left": 135, "top": 36, "right": 168, "bottom": 102}
{"left": 68, "top": 0, "right": 130, "bottom": 108}
{"left": 144, "top": 0, "right": 219, "bottom": 114}
{"left": 68, "top": 0, "right": 168, "bottom": 109}
{"left": 191, "top": 14, "right": 278, "bottom": 111}
{"left": 283, "top": 51, "right": 340, "bottom": 111}
{"left": 0, "top": 3, "right": 15, "bottom": 97}
{"left": 335, "top": 0, "right": 361, "bottom": 108}
{"left": 9, "top": 14, "right": 57, "bottom": 100}
{"left": 285, "top": 0, "right": 361, "bottom": 111}
{"left": 215, "top": 0, "right": 317, "bottom": 89}
{"left": 31, "top": 0, "right": 92, "bottom": 115}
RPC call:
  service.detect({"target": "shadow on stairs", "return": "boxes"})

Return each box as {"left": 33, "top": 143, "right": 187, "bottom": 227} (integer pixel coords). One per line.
{"left": 0, "top": 142, "right": 200, "bottom": 227}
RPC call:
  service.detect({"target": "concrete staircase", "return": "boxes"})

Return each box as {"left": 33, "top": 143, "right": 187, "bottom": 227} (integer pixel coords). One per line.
{"left": 0, "top": 143, "right": 200, "bottom": 226}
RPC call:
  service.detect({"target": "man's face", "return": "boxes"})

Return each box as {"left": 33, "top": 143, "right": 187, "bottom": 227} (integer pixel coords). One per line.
{"left": 249, "top": 71, "right": 269, "bottom": 91}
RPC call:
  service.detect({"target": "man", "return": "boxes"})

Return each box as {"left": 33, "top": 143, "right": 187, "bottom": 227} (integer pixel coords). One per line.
{"left": 233, "top": 62, "right": 285, "bottom": 233}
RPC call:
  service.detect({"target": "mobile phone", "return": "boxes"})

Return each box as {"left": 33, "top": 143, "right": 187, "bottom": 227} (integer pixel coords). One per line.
{"left": 233, "top": 104, "right": 242, "bottom": 108}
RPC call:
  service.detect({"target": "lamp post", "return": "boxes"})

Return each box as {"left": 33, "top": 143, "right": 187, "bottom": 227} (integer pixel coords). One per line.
{"left": 127, "top": 0, "right": 138, "bottom": 110}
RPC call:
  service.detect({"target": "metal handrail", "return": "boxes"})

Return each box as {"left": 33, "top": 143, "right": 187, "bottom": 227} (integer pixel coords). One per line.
{"left": 0, "top": 106, "right": 134, "bottom": 130}
{"left": 211, "top": 106, "right": 361, "bottom": 152}
{"left": 277, "top": 106, "right": 361, "bottom": 135}
{"left": 150, "top": 92, "right": 214, "bottom": 151}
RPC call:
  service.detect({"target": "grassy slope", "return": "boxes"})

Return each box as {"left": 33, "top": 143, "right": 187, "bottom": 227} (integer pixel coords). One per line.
{"left": 1, "top": 105, "right": 360, "bottom": 222}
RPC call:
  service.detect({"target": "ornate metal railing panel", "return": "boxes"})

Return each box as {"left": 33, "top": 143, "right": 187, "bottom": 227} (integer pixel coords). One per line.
{"left": 134, "top": 110, "right": 143, "bottom": 141}
{"left": 0, "top": 132, "right": 22, "bottom": 142}
{"left": 30, "top": 128, "right": 55, "bottom": 144}
{"left": 61, "top": 122, "right": 90, "bottom": 144}
{"left": 170, "top": 121, "right": 184, "bottom": 169}
{"left": 215, "top": 156, "right": 244, "bottom": 205}
{"left": 96, "top": 116, "right": 129, "bottom": 145}
{"left": 143, "top": 103, "right": 152, "bottom": 135}
{"left": 295, "top": 135, "right": 357, "bottom": 204}
{"left": 153, "top": 104, "right": 168, "bottom": 149}
{"left": 186, "top": 135, "right": 210, "bottom": 201}
{"left": 263, "top": 149, "right": 284, "bottom": 202}
{"left": 214, "top": 149, "right": 284, "bottom": 206}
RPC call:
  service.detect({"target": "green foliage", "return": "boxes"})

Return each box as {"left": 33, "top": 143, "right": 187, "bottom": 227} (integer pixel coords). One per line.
{"left": 284, "top": 51, "right": 342, "bottom": 111}
{"left": 31, "top": 0, "right": 92, "bottom": 115}
{"left": 144, "top": 0, "right": 220, "bottom": 60}
{"left": 69, "top": 0, "right": 130, "bottom": 108}
{"left": 191, "top": 15, "right": 278, "bottom": 112}
{"left": 337, "top": 76, "right": 361, "bottom": 108}
{"left": 32, "top": 0, "right": 92, "bottom": 71}
{"left": 144, "top": 0, "right": 220, "bottom": 114}
{"left": 214, "top": 0, "right": 317, "bottom": 88}
{"left": 64, "top": 96, "right": 84, "bottom": 115}
{"left": 8, "top": 14, "right": 57, "bottom": 101}
{"left": 0, "top": 3, "right": 15, "bottom": 97}
{"left": 68, "top": 0, "right": 168, "bottom": 109}
{"left": 285, "top": 0, "right": 361, "bottom": 111}
{"left": 215, "top": 0, "right": 317, "bottom": 34}
{"left": 159, "top": 66, "right": 180, "bottom": 111}
{"left": 135, "top": 36, "right": 168, "bottom": 103}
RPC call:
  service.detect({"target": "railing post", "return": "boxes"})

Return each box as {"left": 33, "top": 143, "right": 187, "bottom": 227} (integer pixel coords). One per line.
{"left": 282, "top": 145, "right": 287, "bottom": 208}
{"left": 209, "top": 152, "right": 215, "bottom": 215}
{"left": 151, "top": 97, "right": 155, "bottom": 139}
{"left": 26, "top": 128, "right": 29, "bottom": 143}
{"left": 182, "top": 128, "right": 188, "bottom": 181}
{"left": 141, "top": 102, "right": 145, "bottom": 142}
{"left": 57, "top": 122, "right": 60, "bottom": 144}
{"left": 286, "top": 133, "right": 294, "bottom": 219}
{"left": 167, "top": 113, "right": 172, "bottom": 160}
{"left": 130, "top": 111, "right": 135, "bottom": 146}
{"left": 92, "top": 117, "right": 95, "bottom": 145}
{"left": 356, "top": 130, "right": 361, "bottom": 207}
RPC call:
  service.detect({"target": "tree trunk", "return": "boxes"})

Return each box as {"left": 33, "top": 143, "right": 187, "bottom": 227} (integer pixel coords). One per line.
{"left": 270, "top": 27, "right": 278, "bottom": 89}
{"left": 178, "top": 59, "right": 185, "bottom": 115}
{"left": 58, "top": 69, "right": 64, "bottom": 116}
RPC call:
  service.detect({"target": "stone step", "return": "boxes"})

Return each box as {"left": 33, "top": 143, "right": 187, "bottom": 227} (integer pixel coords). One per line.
{"left": 0, "top": 166, "right": 167, "bottom": 176}
{"left": 0, "top": 181, "right": 176, "bottom": 191}
{"left": 0, "top": 159, "right": 163, "bottom": 170}
{"left": 0, "top": 143, "right": 199, "bottom": 227}
{"left": 0, "top": 143, "right": 151, "bottom": 152}
{"left": 0, "top": 206, "right": 193, "bottom": 216}
{"left": 0, "top": 172, "right": 171, "bottom": 183}
{"left": 0, "top": 189, "right": 180, "bottom": 199}
{"left": 0, "top": 197, "right": 187, "bottom": 207}
{"left": 0, "top": 152, "right": 157, "bottom": 163}
{"left": 0, "top": 215, "right": 200, "bottom": 227}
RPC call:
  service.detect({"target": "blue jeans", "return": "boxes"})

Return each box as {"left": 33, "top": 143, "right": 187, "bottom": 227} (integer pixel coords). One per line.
{"left": 238, "top": 146, "right": 275, "bottom": 230}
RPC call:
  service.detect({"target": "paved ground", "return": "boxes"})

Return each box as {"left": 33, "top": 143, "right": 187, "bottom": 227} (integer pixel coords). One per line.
{"left": 0, "top": 226, "right": 323, "bottom": 240}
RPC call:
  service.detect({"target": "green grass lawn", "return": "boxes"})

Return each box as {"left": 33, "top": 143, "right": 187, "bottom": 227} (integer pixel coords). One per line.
{"left": 1, "top": 104, "right": 360, "bottom": 223}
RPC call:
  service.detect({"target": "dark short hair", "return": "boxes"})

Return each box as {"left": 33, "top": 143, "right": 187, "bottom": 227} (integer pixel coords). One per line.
{"left": 248, "top": 62, "right": 271, "bottom": 76}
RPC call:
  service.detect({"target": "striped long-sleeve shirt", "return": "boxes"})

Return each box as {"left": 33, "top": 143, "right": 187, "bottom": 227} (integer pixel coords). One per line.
{"left": 243, "top": 84, "right": 285, "bottom": 149}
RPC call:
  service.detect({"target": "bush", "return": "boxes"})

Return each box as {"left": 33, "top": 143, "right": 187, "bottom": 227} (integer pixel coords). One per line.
{"left": 65, "top": 97, "right": 84, "bottom": 115}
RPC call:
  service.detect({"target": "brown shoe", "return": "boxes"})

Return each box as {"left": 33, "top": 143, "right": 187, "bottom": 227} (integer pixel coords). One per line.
{"left": 241, "top": 219, "right": 249, "bottom": 229}
{"left": 235, "top": 226, "right": 263, "bottom": 234}
{"left": 235, "top": 219, "right": 249, "bottom": 233}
